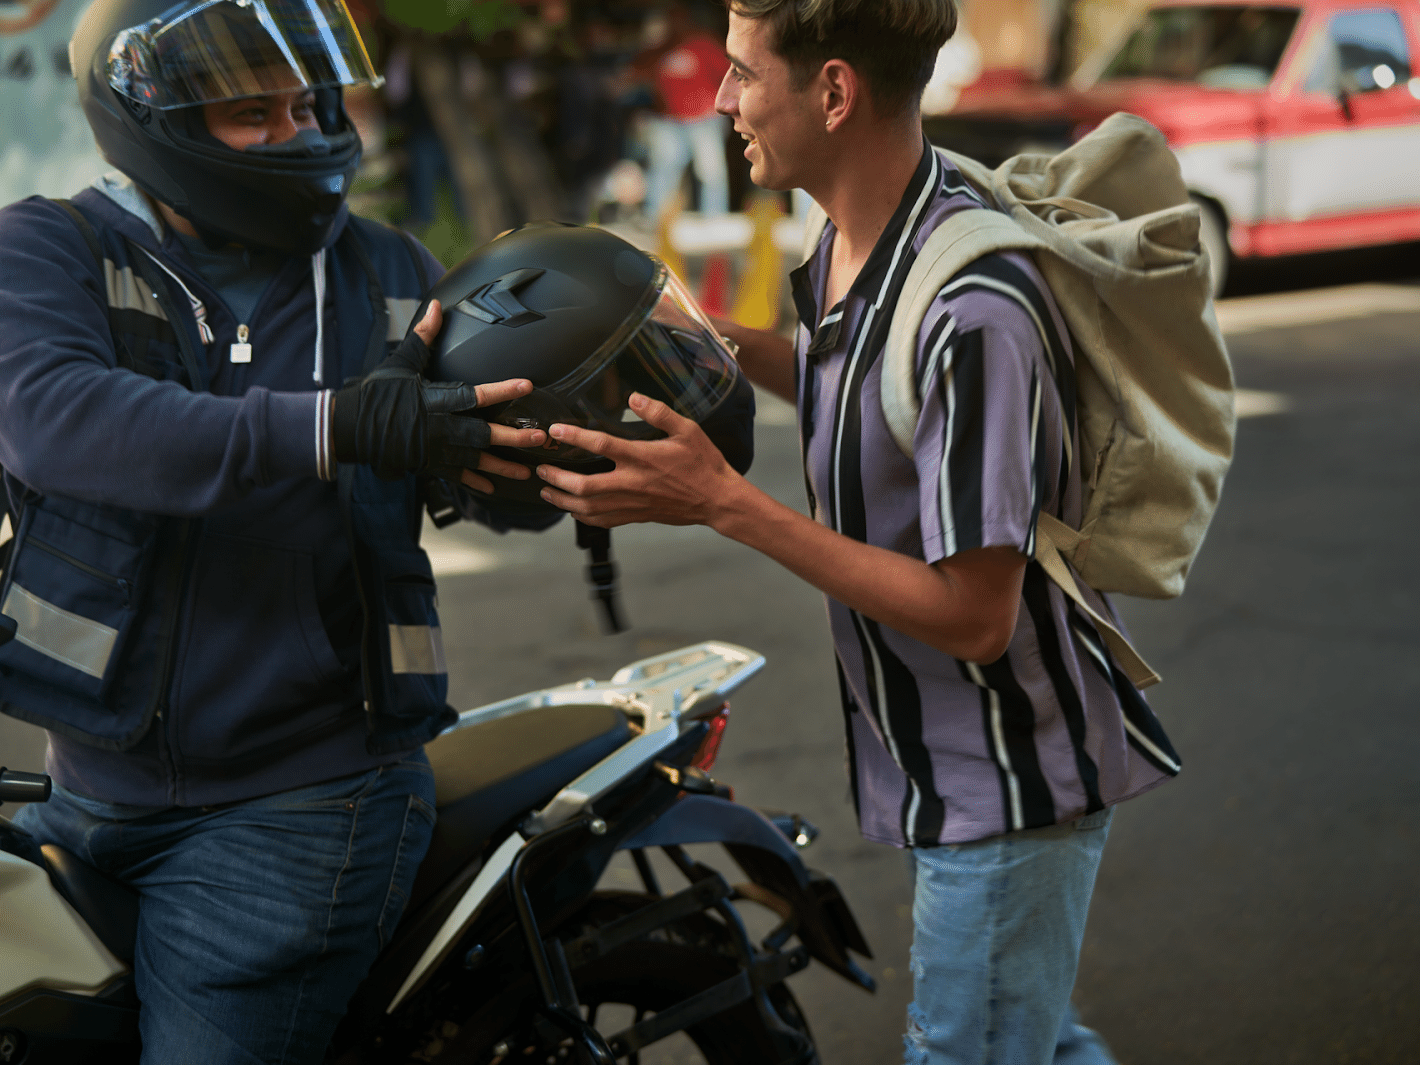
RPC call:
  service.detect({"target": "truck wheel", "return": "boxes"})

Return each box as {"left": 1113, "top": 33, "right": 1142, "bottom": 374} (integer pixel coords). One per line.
{"left": 1192, "top": 196, "right": 1229, "bottom": 298}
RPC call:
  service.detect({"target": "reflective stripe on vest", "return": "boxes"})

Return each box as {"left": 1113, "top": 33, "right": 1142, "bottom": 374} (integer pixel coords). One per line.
{"left": 388, "top": 624, "right": 446, "bottom": 675}
{"left": 1, "top": 582, "right": 118, "bottom": 679}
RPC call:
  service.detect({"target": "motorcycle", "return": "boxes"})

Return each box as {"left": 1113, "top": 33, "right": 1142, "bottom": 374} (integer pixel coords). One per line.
{"left": 0, "top": 641, "right": 875, "bottom": 1064}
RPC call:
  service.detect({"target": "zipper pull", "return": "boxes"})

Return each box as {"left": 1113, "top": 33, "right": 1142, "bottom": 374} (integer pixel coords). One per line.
{"left": 230, "top": 324, "right": 252, "bottom": 364}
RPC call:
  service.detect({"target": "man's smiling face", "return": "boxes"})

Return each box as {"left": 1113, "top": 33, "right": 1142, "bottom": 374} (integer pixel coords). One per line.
{"left": 715, "top": 11, "right": 823, "bottom": 192}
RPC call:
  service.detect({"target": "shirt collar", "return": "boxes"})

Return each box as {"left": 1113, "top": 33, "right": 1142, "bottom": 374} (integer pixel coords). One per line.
{"left": 788, "top": 136, "right": 937, "bottom": 337}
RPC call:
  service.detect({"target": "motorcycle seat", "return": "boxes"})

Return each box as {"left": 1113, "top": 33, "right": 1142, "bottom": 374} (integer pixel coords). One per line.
{"left": 410, "top": 703, "right": 632, "bottom": 909}
{"left": 40, "top": 844, "right": 139, "bottom": 965}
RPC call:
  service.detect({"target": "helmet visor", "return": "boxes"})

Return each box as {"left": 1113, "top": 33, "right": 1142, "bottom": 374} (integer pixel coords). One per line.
{"left": 107, "top": 0, "right": 379, "bottom": 110}
{"left": 550, "top": 261, "right": 742, "bottom": 441}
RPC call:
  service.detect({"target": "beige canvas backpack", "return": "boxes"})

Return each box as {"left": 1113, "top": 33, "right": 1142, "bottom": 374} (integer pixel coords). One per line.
{"left": 800, "top": 113, "right": 1236, "bottom": 689}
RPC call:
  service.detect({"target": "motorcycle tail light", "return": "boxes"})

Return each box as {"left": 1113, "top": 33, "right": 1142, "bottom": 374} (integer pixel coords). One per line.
{"left": 691, "top": 704, "right": 730, "bottom": 771}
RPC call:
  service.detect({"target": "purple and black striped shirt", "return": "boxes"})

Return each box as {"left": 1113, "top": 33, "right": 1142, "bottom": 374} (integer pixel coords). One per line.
{"left": 791, "top": 143, "right": 1180, "bottom": 848}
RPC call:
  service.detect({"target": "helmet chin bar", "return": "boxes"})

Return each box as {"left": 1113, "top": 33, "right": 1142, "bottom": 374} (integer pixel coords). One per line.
{"left": 143, "top": 101, "right": 360, "bottom": 254}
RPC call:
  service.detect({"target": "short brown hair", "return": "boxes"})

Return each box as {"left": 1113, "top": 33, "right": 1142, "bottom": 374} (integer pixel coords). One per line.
{"left": 730, "top": 0, "right": 957, "bottom": 115}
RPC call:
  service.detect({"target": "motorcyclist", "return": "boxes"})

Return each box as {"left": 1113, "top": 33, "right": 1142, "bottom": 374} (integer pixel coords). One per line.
{"left": 0, "top": 1, "right": 549, "bottom": 1061}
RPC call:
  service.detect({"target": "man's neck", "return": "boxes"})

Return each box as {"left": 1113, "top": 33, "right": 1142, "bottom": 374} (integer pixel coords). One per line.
{"left": 156, "top": 199, "right": 199, "bottom": 239}
{"left": 807, "top": 109, "right": 925, "bottom": 268}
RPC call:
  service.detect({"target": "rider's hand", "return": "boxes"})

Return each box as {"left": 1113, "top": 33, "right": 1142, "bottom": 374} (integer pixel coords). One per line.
{"left": 331, "top": 300, "right": 545, "bottom": 489}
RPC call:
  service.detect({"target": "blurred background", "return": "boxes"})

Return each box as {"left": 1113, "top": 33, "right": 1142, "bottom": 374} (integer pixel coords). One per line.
{"left": 3, "top": 1, "right": 1419, "bottom": 1062}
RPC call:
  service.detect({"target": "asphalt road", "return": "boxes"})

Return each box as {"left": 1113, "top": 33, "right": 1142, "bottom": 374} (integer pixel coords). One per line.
{"left": 2, "top": 246, "right": 1418, "bottom": 1064}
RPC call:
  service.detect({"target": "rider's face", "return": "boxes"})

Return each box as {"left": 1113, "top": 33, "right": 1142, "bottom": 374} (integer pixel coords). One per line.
{"left": 203, "top": 88, "right": 321, "bottom": 151}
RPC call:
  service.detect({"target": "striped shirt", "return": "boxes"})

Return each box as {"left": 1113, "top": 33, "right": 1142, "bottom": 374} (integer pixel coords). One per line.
{"left": 791, "top": 142, "right": 1181, "bottom": 848}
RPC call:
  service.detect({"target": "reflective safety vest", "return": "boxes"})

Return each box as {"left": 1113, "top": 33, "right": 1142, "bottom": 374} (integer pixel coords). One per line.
{"left": 0, "top": 203, "right": 455, "bottom": 756}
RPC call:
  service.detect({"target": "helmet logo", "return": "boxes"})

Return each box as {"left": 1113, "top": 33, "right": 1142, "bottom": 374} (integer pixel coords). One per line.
{"left": 456, "top": 268, "right": 546, "bottom": 328}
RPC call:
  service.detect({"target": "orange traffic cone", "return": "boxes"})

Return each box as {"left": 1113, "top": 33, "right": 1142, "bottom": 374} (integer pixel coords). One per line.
{"left": 699, "top": 253, "right": 732, "bottom": 317}
{"left": 731, "top": 194, "right": 784, "bottom": 330}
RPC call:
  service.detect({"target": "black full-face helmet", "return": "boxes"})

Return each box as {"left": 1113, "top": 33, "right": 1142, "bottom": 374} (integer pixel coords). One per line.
{"left": 72, "top": 0, "right": 381, "bottom": 254}
{"left": 431, "top": 223, "right": 756, "bottom": 514}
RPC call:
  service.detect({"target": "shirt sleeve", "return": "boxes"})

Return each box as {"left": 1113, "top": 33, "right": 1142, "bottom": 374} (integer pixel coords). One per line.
{"left": 912, "top": 269, "right": 1059, "bottom": 566}
{"left": 0, "top": 199, "right": 323, "bottom": 515}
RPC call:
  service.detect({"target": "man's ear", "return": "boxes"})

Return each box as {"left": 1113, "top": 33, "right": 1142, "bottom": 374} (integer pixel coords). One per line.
{"left": 820, "top": 58, "right": 859, "bottom": 132}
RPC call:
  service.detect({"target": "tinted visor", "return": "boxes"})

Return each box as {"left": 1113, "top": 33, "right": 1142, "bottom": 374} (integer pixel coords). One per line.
{"left": 106, "top": 0, "right": 378, "bottom": 110}
{"left": 549, "top": 261, "right": 741, "bottom": 442}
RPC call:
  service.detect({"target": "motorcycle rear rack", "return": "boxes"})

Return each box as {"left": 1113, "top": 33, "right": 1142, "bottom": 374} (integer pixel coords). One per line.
{"left": 454, "top": 641, "right": 765, "bottom": 836}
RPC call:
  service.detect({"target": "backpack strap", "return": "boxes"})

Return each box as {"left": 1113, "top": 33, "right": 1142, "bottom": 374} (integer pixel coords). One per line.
{"left": 880, "top": 208, "right": 1043, "bottom": 458}
{"left": 800, "top": 201, "right": 829, "bottom": 264}
{"left": 1036, "top": 513, "right": 1160, "bottom": 690}
{"left": 877, "top": 204, "right": 1161, "bottom": 690}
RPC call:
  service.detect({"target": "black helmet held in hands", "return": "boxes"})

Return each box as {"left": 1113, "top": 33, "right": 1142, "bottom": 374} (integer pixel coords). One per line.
{"left": 71, "top": 0, "right": 381, "bottom": 254}
{"left": 430, "top": 223, "right": 756, "bottom": 514}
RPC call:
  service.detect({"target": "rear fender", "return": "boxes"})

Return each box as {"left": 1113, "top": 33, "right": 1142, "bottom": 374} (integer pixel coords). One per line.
{"left": 621, "top": 795, "right": 875, "bottom": 991}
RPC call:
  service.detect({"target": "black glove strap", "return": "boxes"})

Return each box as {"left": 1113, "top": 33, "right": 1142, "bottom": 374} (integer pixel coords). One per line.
{"left": 576, "top": 520, "right": 627, "bottom": 634}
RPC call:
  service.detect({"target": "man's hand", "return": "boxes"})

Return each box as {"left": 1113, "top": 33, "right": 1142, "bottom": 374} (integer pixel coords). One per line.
{"left": 536, "top": 392, "right": 745, "bottom": 528}
{"left": 538, "top": 390, "right": 1025, "bottom": 662}
{"left": 332, "top": 300, "right": 546, "bottom": 491}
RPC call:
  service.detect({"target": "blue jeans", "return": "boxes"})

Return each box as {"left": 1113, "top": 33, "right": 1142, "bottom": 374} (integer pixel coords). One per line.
{"left": 12, "top": 755, "right": 436, "bottom": 1065}
{"left": 643, "top": 113, "right": 729, "bottom": 217}
{"left": 905, "top": 808, "right": 1118, "bottom": 1065}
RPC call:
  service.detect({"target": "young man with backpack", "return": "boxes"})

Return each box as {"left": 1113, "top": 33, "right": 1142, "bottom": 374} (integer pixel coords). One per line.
{"left": 536, "top": 1, "right": 1231, "bottom": 1061}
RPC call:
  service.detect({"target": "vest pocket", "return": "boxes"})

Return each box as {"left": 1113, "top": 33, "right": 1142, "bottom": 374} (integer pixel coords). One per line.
{"left": 0, "top": 508, "right": 149, "bottom": 703}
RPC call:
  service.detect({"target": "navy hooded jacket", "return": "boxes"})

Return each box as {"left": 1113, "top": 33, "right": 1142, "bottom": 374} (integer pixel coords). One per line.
{"left": 0, "top": 176, "right": 497, "bottom": 807}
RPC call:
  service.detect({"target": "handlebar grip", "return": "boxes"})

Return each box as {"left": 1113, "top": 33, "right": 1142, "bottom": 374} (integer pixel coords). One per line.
{"left": 0, "top": 767, "right": 52, "bottom": 804}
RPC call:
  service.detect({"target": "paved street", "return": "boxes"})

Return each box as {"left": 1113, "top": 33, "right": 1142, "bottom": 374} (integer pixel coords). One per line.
{"left": 2, "top": 250, "right": 1418, "bottom": 1063}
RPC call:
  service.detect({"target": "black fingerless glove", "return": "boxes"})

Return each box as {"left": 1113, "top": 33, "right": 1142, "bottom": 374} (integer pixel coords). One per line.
{"left": 332, "top": 328, "right": 493, "bottom": 481}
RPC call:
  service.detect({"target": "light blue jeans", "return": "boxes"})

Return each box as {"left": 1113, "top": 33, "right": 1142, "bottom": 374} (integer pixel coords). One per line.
{"left": 12, "top": 754, "right": 436, "bottom": 1065}
{"left": 905, "top": 808, "right": 1118, "bottom": 1065}
{"left": 643, "top": 113, "right": 730, "bottom": 217}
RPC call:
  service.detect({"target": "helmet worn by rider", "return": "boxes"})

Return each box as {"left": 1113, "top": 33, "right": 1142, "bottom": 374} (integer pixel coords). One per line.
{"left": 70, "top": 0, "right": 381, "bottom": 255}
{"left": 430, "top": 223, "right": 756, "bottom": 515}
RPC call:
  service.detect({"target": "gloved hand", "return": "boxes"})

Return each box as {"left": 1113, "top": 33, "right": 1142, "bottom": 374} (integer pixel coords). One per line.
{"left": 331, "top": 300, "right": 544, "bottom": 483}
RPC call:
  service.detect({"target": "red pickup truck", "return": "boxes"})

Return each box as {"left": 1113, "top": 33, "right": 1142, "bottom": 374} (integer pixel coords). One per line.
{"left": 924, "top": 0, "right": 1420, "bottom": 292}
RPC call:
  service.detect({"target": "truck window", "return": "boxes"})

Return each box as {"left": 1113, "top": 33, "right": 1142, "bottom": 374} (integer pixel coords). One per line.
{"left": 1304, "top": 8, "right": 1412, "bottom": 94}
{"left": 1105, "top": 6, "right": 1301, "bottom": 89}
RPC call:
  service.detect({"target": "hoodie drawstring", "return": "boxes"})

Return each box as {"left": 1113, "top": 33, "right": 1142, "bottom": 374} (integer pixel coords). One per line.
{"left": 312, "top": 249, "right": 327, "bottom": 384}
{"left": 139, "top": 247, "right": 214, "bottom": 344}
{"left": 143, "top": 246, "right": 329, "bottom": 381}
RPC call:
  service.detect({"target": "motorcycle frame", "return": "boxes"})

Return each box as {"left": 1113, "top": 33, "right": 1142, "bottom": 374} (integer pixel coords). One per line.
{"left": 340, "top": 643, "right": 874, "bottom": 1061}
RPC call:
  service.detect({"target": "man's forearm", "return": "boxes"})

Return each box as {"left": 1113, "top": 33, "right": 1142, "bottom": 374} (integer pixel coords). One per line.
{"left": 709, "top": 478, "right": 1024, "bottom": 663}
{"left": 712, "top": 317, "right": 796, "bottom": 404}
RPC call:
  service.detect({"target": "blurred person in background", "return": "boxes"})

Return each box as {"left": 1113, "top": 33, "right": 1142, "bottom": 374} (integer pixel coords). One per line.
{"left": 553, "top": 10, "right": 634, "bottom": 221}
{"left": 384, "top": 40, "right": 468, "bottom": 230}
{"left": 630, "top": 0, "right": 731, "bottom": 216}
